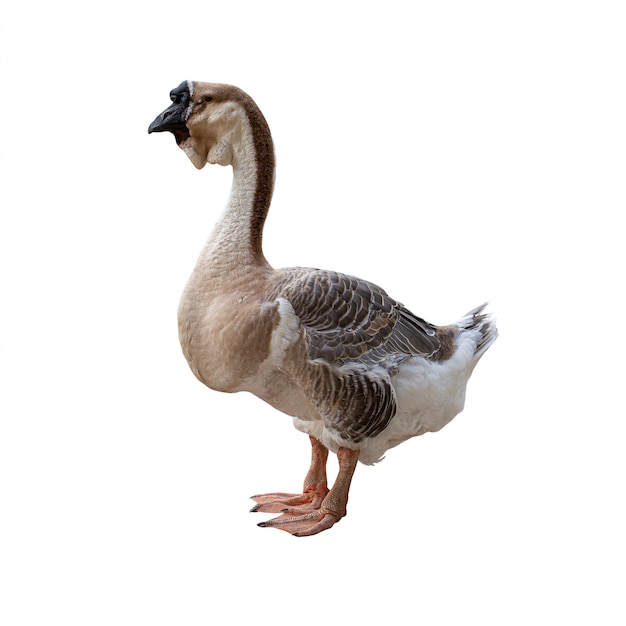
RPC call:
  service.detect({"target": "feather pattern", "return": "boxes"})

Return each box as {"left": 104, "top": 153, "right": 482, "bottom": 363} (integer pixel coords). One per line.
{"left": 269, "top": 267, "right": 439, "bottom": 367}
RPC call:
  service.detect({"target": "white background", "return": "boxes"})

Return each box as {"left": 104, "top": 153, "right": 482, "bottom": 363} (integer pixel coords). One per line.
{"left": 1, "top": 1, "right": 625, "bottom": 624}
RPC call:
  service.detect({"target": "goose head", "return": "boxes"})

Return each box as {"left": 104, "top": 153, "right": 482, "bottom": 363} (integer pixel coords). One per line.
{"left": 148, "top": 81, "right": 249, "bottom": 170}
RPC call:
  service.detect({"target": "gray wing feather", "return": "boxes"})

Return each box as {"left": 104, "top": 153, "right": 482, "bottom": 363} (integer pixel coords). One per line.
{"left": 269, "top": 268, "right": 440, "bottom": 442}
{"left": 274, "top": 268, "right": 439, "bottom": 367}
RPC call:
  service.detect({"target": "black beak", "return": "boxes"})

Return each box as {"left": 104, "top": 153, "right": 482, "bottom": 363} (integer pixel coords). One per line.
{"left": 148, "top": 102, "right": 187, "bottom": 134}
{"left": 148, "top": 81, "right": 192, "bottom": 144}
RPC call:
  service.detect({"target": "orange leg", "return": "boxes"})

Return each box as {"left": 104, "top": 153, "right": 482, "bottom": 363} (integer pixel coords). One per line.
{"left": 251, "top": 437, "right": 359, "bottom": 537}
{"left": 250, "top": 437, "right": 330, "bottom": 512}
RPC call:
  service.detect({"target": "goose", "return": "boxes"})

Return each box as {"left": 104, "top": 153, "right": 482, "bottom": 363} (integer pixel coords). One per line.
{"left": 148, "top": 81, "right": 497, "bottom": 536}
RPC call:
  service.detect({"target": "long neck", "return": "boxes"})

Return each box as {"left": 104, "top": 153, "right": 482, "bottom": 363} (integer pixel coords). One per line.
{"left": 206, "top": 98, "right": 275, "bottom": 270}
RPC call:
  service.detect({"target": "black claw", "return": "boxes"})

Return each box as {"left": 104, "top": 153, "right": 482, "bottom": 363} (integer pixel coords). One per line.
{"left": 257, "top": 521, "right": 268, "bottom": 528}
{"left": 250, "top": 504, "right": 259, "bottom": 512}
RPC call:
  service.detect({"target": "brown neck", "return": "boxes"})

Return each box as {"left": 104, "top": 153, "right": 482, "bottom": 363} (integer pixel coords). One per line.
{"left": 233, "top": 90, "right": 275, "bottom": 263}
{"left": 195, "top": 91, "right": 276, "bottom": 278}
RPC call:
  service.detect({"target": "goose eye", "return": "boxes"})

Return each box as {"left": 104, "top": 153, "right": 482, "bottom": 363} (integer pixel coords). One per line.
{"left": 204, "top": 96, "right": 213, "bottom": 103}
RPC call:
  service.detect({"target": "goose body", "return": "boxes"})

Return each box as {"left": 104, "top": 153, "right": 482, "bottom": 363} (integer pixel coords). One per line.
{"left": 149, "top": 81, "right": 497, "bottom": 535}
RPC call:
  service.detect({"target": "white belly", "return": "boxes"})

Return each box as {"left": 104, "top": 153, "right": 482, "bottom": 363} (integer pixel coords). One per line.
{"left": 294, "top": 331, "right": 481, "bottom": 465}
